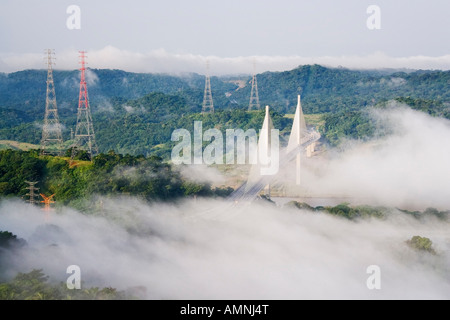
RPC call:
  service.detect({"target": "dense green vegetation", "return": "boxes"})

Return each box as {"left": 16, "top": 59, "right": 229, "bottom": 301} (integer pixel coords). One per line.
{"left": 380, "top": 97, "right": 450, "bottom": 118}
{"left": 286, "top": 201, "right": 449, "bottom": 221}
{"left": 320, "top": 97, "right": 450, "bottom": 146}
{"left": 0, "top": 149, "right": 230, "bottom": 206}
{"left": 406, "top": 236, "right": 436, "bottom": 254}
{"left": 0, "top": 269, "right": 131, "bottom": 300}
{"left": 0, "top": 231, "right": 26, "bottom": 251}
{"left": 0, "top": 69, "right": 187, "bottom": 109}
{"left": 1, "top": 65, "right": 450, "bottom": 153}
{"left": 321, "top": 110, "right": 375, "bottom": 146}
{"left": 0, "top": 90, "right": 292, "bottom": 158}
{"left": 3, "top": 65, "right": 450, "bottom": 115}
{"left": 286, "top": 201, "right": 387, "bottom": 220}
{"left": 230, "top": 65, "right": 450, "bottom": 113}
{"left": 93, "top": 95, "right": 291, "bottom": 157}
{"left": 0, "top": 69, "right": 237, "bottom": 122}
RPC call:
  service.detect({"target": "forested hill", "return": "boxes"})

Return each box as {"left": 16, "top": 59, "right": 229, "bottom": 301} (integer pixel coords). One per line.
{"left": 0, "top": 69, "right": 238, "bottom": 121}
{"left": 1, "top": 65, "right": 450, "bottom": 156}
{"left": 247, "top": 65, "right": 450, "bottom": 113}
{"left": 1, "top": 65, "right": 450, "bottom": 116}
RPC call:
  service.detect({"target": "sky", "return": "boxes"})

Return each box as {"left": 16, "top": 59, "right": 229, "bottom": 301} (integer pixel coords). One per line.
{"left": 1, "top": 0, "right": 450, "bottom": 74}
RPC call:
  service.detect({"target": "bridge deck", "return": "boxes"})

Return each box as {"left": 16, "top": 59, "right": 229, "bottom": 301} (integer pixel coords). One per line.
{"left": 228, "top": 129, "right": 321, "bottom": 203}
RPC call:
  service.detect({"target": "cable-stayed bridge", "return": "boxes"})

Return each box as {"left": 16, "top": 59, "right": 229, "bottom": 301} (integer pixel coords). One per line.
{"left": 228, "top": 95, "right": 320, "bottom": 203}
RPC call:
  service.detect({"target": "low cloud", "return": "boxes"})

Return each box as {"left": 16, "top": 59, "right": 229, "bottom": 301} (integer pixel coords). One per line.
{"left": 0, "top": 197, "right": 448, "bottom": 299}
{"left": 33, "top": 122, "right": 66, "bottom": 132}
{"left": 85, "top": 69, "right": 99, "bottom": 86}
{"left": 2, "top": 47, "right": 450, "bottom": 75}
{"left": 278, "top": 106, "right": 450, "bottom": 210}
{"left": 123, "top": 105, "right": 134, "bottom": 113}
{"left": 61, "top": 77, "right": 79, "bottom": 89}
{"left": 96, "top": 97, "right": 113, "bottom": 113}
{"left": 177, "top": 164, "right": 226, "bottom": 185}
{"left": 1, "top": 106, "right": 450, "bottom": 299}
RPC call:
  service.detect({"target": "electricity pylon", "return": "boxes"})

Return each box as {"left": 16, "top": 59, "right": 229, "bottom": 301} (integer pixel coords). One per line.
{"left": 40, "top": 49, "right": 63, "bottom": 155}
{"left": 40, "top": 193, "right": 55, "bottom": 211}
{"left": 70, "top": 51, "right": 98, "bottom": 162}
{"left": 25, "top": 181, "right": 39, "bottom": 205}
{"left": 248, "top": 62, "right": 260, "bottom": 111}
{"left": 202, "top": 60, "right": 214, "bottom": 113}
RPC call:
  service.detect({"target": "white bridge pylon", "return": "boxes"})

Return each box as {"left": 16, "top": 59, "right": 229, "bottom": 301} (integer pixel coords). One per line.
{"left": 287, "top": 94, "right": 307, "bottom": 185}
{"left": 229, "top": 95, "right": 321, "bottom": 202}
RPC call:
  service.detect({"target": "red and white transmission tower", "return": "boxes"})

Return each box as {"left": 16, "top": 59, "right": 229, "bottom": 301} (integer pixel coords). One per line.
{"left": 70, "top": 51, "right": 98, "bottom": 161}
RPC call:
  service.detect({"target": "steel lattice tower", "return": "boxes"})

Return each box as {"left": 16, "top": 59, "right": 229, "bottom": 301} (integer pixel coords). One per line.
{"left": 40, "top": 49, "right": 63, "bottom": 155}
{"left": 71, "top": 51, "right": 98, "bottom": 162}
{"left": 40, "top": 193, "right": 55, "bottom": 212}
{"left": 202, "top": 61, "right": 214, "bottom": 113}
{"left": 25, "top": 181, "right": 39, "bottom": 205}
{"left": 248, "top": 62, "right": 260, "bottom": 111}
